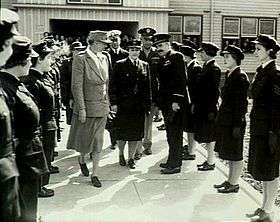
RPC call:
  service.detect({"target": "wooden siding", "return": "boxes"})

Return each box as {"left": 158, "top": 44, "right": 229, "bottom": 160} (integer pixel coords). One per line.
{"left": 15, "top": 0, "right": 169, "bottom": 7}
{"left": 170, "top": 0, "right": 280, "bottom": 73}
{"left": 16, "top": 7, "right": 168, "bottom": 41}
{"left": 1, "top": 0, "right": 13, "bottom": 7}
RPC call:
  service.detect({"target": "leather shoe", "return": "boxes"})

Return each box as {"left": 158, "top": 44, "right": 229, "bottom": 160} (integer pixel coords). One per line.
{"left": 250, "top": 209, "right": 273, "bottom": 222}
{"left": 217, "top": 184, "right": 239, "bottom": 193}
{"left": 134, "top": 152, "right": 142, "bottom": 160}
{"left": 182, "top": 152, "right": 196, "bottom": 160}
{"left": 79, "top": 161, "right": 89, "bottom": 177}
{"left": 91, "top": 176, "right": 102, "bottom": 188}
{"left": 159, "top": 163, "right": 169, "bottom": 168}
{"left": 119, "top": 155, "right": 126, "bottom": 166}
{"left": 197, "top": 161, "right": 215, "bottom": 171}
{"left": 161, "top": 167, "right": 181, "bottom": 174}
{"left": 127, "top": 159, "right": 136, "bottom": 169}
{"left": 213, "top": 181, "right": 230, "bottom": 189}
{"left": 143, "top": 148, "right": 152, "bottom": 155}
{"left": 246, "top": 208, "right": 263, "bottom": 218}
{"left": 38, "top": 187, "right": 54, "bottom": 198}
{"left": 49, "top": 165, "right": 59, "bottom": 174}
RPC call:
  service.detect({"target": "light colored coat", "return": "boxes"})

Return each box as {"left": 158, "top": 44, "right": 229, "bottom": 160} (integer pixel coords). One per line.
{"left": 71, "top": 51, "right": 110, "bottom": 117}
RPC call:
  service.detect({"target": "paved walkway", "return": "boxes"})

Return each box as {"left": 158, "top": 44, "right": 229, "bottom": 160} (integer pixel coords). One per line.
{"left": 38, "top": 116, "right": 280, "bottom": 222}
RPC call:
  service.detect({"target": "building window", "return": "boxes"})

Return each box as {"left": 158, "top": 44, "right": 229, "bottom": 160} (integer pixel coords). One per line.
{"left": 67, "top": 0, "right": 122, "bottom": 5}
{"left": 222, "top": 16, "right": 276, "bottom": 53}
{"left": 169, "top": 15, "right": 202, "bottom": 48}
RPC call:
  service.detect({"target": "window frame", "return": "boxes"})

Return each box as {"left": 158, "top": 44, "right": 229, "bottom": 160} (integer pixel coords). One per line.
{"left": 67, "top": 0, "right": 123, "bottom": 6}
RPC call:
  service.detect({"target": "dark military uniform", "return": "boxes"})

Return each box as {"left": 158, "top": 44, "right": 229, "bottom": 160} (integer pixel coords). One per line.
{"left": 109, "top": 58, "right": 151, "bottom": 141}
{"left": 22, "top": 68, "right": 57, "bottom": 186}
{"left": 107, "top": 47, "right": 129, "bottom": 145}
{"left": 193, "top": 59, "right": 221, "bottom": 143}
{"left": 215, "top": 67, "right": 249, "bottom": 161}
{"left": 157, "top": 50, "right": 187, "bottom": 168}
{"left": 0, "top": 87, "right": 20, "bottom": 222}
{"left": 183, "top": 59, "right": 202, "bottom": 132}
{"left": 59, "top": 56, "right": 73, "bottom": 125}
{"left": 248, "top": 61, "right": 280, "bottom": 181}
{"left": 0, "top": 71, "right": 48, "bottom": 222}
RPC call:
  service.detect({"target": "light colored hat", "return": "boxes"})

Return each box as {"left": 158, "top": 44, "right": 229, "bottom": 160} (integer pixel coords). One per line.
{"left": 88, "top": 30, "right": 112, "bottom": 44}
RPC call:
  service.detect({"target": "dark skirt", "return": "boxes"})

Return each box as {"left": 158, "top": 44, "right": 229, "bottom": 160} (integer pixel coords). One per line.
{"left": 214, "top": 122, "right": 246, "bottom": 161}
{"left": 248, "top": 135, "right": 280, "bottom": 181}
{"left": 183, "top": 105, "right": 194, "bottom": 133}
{"left": 115, "top": 98, "right": 145, "bottom": 141}
{"left": 194, "top": 118, "right": 216, "bottom": 143}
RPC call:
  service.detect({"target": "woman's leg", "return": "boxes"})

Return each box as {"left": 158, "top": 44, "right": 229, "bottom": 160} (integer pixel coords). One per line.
{"left": 187, "top": 132, "right": 196, "bottom": 155}
{"left": 128, "top": 141, "right": 138, "bottom": 160}
{"left": 206, "top": 142, "right": 215, "bottom": 165}
{"left": 229, "top": 160, "right": 243, "bottom": 185}
{"left": 118, "top": 140, "right": 126, "bottom": 156}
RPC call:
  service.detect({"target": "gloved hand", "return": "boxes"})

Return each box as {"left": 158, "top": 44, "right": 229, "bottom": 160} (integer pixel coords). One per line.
{"left": 232, "top": 127, "right": 241, "bottom": 139}
{"left": 269, "top": 132, "right": 278, "bottom": 154}
{"left": 208, "top": 112, "right": 215, "bottom": 121}
{"left": 172, "top": 102, "right": 180, "bottom": 112}
{"left": 111, "top": 105, "right": 118, "bottom": 113}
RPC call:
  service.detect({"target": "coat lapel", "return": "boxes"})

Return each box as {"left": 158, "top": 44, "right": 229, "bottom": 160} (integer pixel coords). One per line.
{"left": 85, "top": 52, "right": 104, "bottom": 81}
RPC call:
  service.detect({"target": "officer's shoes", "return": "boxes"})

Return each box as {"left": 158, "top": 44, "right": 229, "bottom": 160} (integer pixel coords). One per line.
{"left": 38, "top": 187, "right": 54, "bottom": 198}
{"left": 78, "top": 161, "right": 89, "bottom": 177}
{"left": 143, "top": 149, "right": 152, "bottom": 155}
{"left": 161, "top": 167, "right": 181, "bottom": 174}
{"left": 213, "top": 181, "right": 230, "bottom": 189}
{"left": 197, "top": 161, "right": 215, "bottom": 171}
{"left": 91, "top": 176, "right": 102, "bottom": 188}
{"left": 49, "top": 165, "right": 59, "bottom": 174}
{"left": 119, "top": 155, "right": 126, "bottom": 166}
{"left": 217, "top": 184, "right": 239, "bottom": 193}
{"left": 159, "top": 163, "right": 169, "bottom": 168}
{"left": 182, "top": 152, "right": 196, "bottom": 161}
{"left": 127, "top": 159, "right": 136, "bottom": 169}
{"left": 134, "top": 152, "right": 142, "bottom": 160}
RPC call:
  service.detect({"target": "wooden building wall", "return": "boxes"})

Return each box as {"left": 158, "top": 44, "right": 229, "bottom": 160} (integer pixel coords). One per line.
{"left": 169, "top": 0, "right": 280, "bottom": 73}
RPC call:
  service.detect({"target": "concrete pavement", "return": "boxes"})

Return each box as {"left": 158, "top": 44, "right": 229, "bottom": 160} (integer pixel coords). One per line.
{"left": 38, "top": 115, "right": 279, "bottom": 222}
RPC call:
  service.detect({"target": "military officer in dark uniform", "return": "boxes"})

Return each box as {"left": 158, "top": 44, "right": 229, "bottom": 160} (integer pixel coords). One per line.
{"left": 1, "top": 35, "right": 49, "bottom": 222}
{"left": 109, "top": 39, "right": 152, "bottom": 169}
{"left": 152, "top": 34, "right": 188, "bottom": 174}
{"left": 136, "top": 27, "right": 160, "bottom": 157}
{"left": 246, "top": 35, "right": 280, "bottom": 222}
{"left": 60, "top": 41, "right": 86, "bottom": 125}
{"left": 0, "top": 8, "right": 21, "bottom": 222}
{"left": 214, "top": 45, "right": 249, "bottom": 193}
{"left": 195, "top": 42, "right": 221, "bottom": 171}
{"left": 179, "top": 41, "right": 202, "bottom": 161}
{"left": 107, "top": 30, "right": 129, "bottom": 150}
{"left": 22, "top": 41, "right": 57, "bottom": 198}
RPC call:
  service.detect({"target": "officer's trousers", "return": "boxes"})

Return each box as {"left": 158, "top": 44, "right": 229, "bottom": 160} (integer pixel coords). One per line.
{"left": 162, "top": 107, "right": 183, "bottom": 168}
{"left": 143, "top": 104, "right": 158, "bottom": 149}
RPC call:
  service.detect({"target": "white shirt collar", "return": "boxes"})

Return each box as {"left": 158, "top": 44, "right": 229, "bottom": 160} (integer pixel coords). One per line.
{"left": 111, "top": 47, "right": 120, "bottom": 54}
{"left": 187, "top": 59, "right": 196, "bottom": 67}
{"left": 262, "top": 60, "right": 274, "bottom": 69}
{"left": 129, "top": 57, "right": 139, "bottom": 65}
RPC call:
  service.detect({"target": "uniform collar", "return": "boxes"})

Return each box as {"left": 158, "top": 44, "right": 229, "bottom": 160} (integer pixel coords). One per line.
{"left": 187, "top": 59, "right": 196, "bottom": 67}
{"left": 227, "top": 66, "right": 240, "bottom": 77}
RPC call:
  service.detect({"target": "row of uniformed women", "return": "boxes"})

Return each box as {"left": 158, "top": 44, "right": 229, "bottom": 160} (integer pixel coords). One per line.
{"left": 0, "top": 8, "right": 59, "bottom": 222}
{"left": 181, "top": 35, "right": 280, "bottom": 221}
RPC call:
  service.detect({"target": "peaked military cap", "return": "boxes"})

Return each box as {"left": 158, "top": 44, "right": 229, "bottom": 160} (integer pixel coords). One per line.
{"left": 182, "top": 39, "right": 198, "bottom": 50}
{"left": 252, "top": 34, "right": 280, "bottom": 51}
{"left": 197, "top": 42, "right": 220, "bottom": 56}
{"left": 171, "top": 41, "right": 182, "bottom": 51}
{"left": 127, "top": 39, "right": 141, "bottom": 49}
{"left": 70, "top": 41, "right": 85, "bottom": 51}
{"left": 107, "top": 30, "right": 122, "bottom": 41}
{"left": 0, "top": 8, "right": 20, "bottom": 37}
{"left": 138, "top": 27, "right": 156, "bottom": 36}
{"left": 152, "top": 33, "right": 171, "bottom": 46}
{"left": 33, "top": 41, "right": 54, "bottom": 56}
{"left": 180, "top": 45, "right": 196, "bottom": 57}
{"left": 220, "top": 45, "right": 244, "bottom": 60}
{"left": 13, "top": 36, "right": 38, "bottom": 57}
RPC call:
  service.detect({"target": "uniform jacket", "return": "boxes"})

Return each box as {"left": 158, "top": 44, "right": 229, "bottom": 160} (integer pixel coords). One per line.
{"left": 22, "top": 68, "right": 57, "bottom": 131}
{"left": 194, "top": 59, "right": 221, "bottom": 117}
{"left": 71, "top": 50, "right": 110, "bottom": 117}
{"left": 216, "top": 67, "right": 249, "bottom": 127}
{"left": 109, "top": 57, "right": 152, "bottom": 112}
{"left": 186, "top": 59, "right": 202, "bottom": 105}
{"left": 108, "top": 47, "right": 128, "bottom": 66}
{"left": 0, "top": 71, "right": 48, "bottom": 177}
{"left": 250, "top": 60, "right": 280, "bottom": 135}
{"left": 0, "top": 87, "right": 19, "bottom": 182}
{"left": 157, "top": 50, "right": 187, "bottom": 107}
{"left": 139, "top": 47, "right": 160, "bottom": 102}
